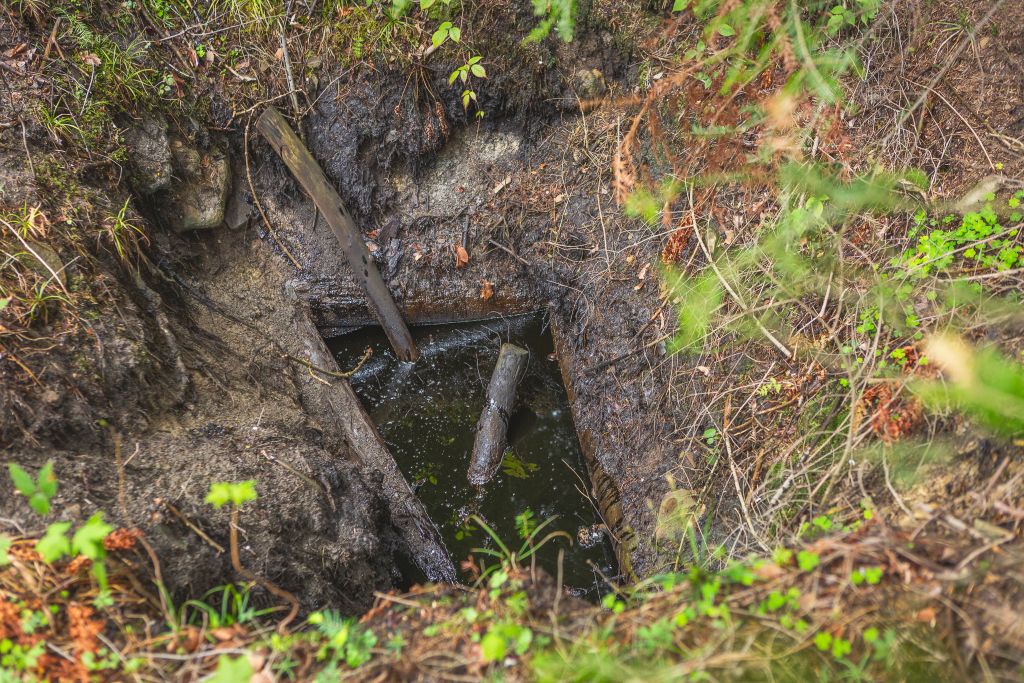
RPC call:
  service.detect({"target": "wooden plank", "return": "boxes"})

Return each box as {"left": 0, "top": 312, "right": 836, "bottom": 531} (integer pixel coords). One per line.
{"left": 468, "top": 343, "right": 529, "bottom": 486}
{"left": 256, "top": 106, "right": 419, "bottom": 362}
{"left": 293, "top": 311, "right": 456, "bottom": 583}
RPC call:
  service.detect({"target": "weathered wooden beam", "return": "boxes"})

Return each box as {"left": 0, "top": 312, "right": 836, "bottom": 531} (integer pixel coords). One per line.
{"left": 292, "top": 311, "right": 456, "bottom": 584}
{"left": 256, "top": 106, "right": 419, "bottom": 362}
{"left": 468, "top": 343, "right": 529, "bottom": 486}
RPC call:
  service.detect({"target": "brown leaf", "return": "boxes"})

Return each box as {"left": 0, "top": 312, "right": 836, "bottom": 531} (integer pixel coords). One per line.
{"left": 454, "top": 245, "right": 469, "bottom": 269}
{"left": 81, "top": 52, "right": 101, "bottom": 67}
{"left": 211, "top": 627, "right": 237, "bottom": 641}
{"left": 916, "top": 607, "right": 937, "bottom": 624}
{"left": 479, "top": 280, "right": 494, "bottom": 301}
{"left": 753, "top": 562, "right": 785, "bottom": 580}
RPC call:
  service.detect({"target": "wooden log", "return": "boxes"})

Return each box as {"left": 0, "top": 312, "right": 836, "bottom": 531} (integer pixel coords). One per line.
{"left": 292, "top": 311, "right": 456, "bottom": 583}
{"left": 256, "top": 106, "right": 419, "bottom": 362}
{"left": 468, "top": 343, "right": 530, "bottom": 486}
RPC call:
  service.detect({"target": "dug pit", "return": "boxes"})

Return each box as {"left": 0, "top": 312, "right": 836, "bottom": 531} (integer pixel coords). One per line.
{"left": 328, "top": 313, "right": 619, "bottom": 595}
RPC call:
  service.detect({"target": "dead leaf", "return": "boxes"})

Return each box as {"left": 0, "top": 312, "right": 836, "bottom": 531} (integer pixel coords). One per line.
{"left": 916, "top": 607, "right": 937, "bottom": 624}
{"left": 81, "top": 52, "right": 101, "bottom": 67}
{"left": 479, "top": 280, "right": 494, "bottom": 301}
{"left": 454, "top": 245, "right": 469, "bottom": 268}
{"left": 274, "top": 47, "right": 284, "bottom": 61}
{"left": 753, "top": 563, "right": 785, "bottom": 580}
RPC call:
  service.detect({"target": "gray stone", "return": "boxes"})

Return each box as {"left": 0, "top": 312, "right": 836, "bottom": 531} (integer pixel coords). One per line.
{"left": 123, "top": 114, "right": 173, "bottom": 195}
{"left": 164, "top": 143, "right": 231, "bottom": 232}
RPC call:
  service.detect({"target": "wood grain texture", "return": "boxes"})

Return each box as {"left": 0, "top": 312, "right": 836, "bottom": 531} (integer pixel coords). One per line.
{"left": 256, "top": 106, "right": 419, "bottom": 361}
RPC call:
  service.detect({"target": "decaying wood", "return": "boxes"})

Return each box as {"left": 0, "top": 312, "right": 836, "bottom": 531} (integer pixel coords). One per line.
{"left": 293, "top": 311, "right": 456, "bottom": 583}
{"left": 256, "top": 106, "right": 419, "bottom": 362}
{"left": 468, "top": 343, "right": 529, "bottom": 486}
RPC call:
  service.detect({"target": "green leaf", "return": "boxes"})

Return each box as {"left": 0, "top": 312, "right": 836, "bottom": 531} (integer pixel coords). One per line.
{"left": 72, "top": 512, "right": 113, "bottom": 561}
{"left": 37, "top": 462, "right": 57, "bottom": 499}
{"left": 205, "top": 481, "right": 257, "bottom": 509}
{"left": 420, "top": 0, "right": 436, "bottom": 9}
{"left": 449, "top": 26, "right": 461, "bottom": 42}
{"left": 28, "top": 492, "right": 50, "bottom": 517}
{"left": 797, "top": 550, "right": 820, "bottom": 572}
{"left": 36, "top": 522, "right": 72, "bottom": 563}
{"left": 0, "top": 535, "right": 11, "bottom": 567}
{"left": 672, "top": 0, "right": 688, "bottom": 11}
{"left": 718, "top": 24, "right": 735, "bottom": 36}
{"left": 8, "top": 463, "right": 35, "bottom": 498}
{"left": 0, "top": 297, "right": 10, "bottom": 311}
{"left": 208, "top": 655, "right": 253, "bottom": 683}
{"left": 480, "top": 631, "right": 506, "bottom": 662}
{"left": 471, "top": 64, "right": 486, "bottom": 78}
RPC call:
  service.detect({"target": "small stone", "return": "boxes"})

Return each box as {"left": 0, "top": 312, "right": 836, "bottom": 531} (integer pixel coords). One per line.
{"left": 123, "top": 114, "right": 173, "bottom": 195}
{"left": 164, "top": 146, "right": 231, "bottom": 232}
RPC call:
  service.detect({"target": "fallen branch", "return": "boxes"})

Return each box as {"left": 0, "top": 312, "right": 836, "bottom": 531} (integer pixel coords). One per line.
{"left": 468, "top": 344, "right": 529, "bottom": 486}
{"left": 256, "top": 106, "right": 419, "bottom": 361}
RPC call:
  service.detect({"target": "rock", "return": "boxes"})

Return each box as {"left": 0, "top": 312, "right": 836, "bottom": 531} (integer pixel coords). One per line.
{"left": 18, "top": 240, "right": 65, "bottom": 287}
{"left": 164, "top": 141, "right": 231, "bottom": 232}
{"left": 573, "top": 68, "right": 606, "bottom": 100}
{"left": 221, "top": 165, "right": 252, "bottom": 231}
{"left": 124, "top": 114, "right": 173, "bottom": 195}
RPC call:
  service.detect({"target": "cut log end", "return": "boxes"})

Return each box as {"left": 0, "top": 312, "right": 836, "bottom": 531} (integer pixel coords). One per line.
{"left": 467, "top": 343, "right": 530, "bottom": 486}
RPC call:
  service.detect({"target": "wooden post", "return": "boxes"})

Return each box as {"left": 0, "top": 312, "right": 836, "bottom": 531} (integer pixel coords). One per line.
{"left": 468, "top": 343, "right": 529, "bottom": 485}
{"left": 256, "top": 106, "right": 419, "bottom": 362}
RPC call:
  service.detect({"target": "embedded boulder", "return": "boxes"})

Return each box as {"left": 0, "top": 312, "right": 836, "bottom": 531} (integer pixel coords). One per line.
{"left": 123, "top": 113, "right": 173, "bottom": 195}
{"left": 163, "top": 138, "right": 231, "bottom": 232}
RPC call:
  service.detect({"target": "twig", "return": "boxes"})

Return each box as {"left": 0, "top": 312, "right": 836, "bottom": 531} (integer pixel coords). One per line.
{"left": 687, "top": 188, "right": 793, "bottom": 359}
{"left": 243, "top": 117, "right": 302, "bottom": 270}
{"left": 162, "top": 501, "right": 226, "bottom": 554}
{"left": 487, "top": 238, "right": 530, "bottom": 265}
{"left": 229, "top": 507, "right": 300, "bottom": 633}
{"left": 282, "top": 345, "right": 372, "bottom": 379}
{"left": 278, "top": 17, "right": 304, "bottom": 141}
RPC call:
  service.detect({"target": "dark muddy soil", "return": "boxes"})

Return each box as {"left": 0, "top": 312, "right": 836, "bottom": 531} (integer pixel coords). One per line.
{"left": 1, "top": 1, "right": 679, "bottom": 612}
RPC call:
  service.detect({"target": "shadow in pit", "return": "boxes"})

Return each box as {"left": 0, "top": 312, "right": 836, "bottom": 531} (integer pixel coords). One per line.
{"left": 327, "top": 312, "right": 619, "bottom": 598}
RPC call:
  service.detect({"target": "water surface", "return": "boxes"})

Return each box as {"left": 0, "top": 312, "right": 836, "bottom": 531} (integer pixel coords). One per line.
{"left": 328, "top": 313, "right": 616, "bottom": 593}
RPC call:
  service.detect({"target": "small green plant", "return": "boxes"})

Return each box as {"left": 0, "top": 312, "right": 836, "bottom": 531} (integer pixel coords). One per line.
{"left": 449, "top": 55, "right": 486, "bottom": 115}
{"left": 209, "top": 655, "right": 253, "bottom": 683}
{"left": 502, "top": 452, "right": 538, "bottom": 479}
{"left": 8, "top": 461, "right": 58, "bottom": 516}
{"left": 103, "top": 197, "right": 147, "bottom": 262}
{"left": 179, "top": 583, "right": 278, "bottom": 630}
{"left": 205, "top": 480, "right": 258, "bottom": 509}
{"left": 797, "top": 550, "right": 820, "bottom": 572}
{"left": 895, "top": 198, "right": 1022, "bottom": 278}
{"left": 431, "top": 20, "right": 461, "bottom": 48}
{"left": 850, "top": 566, "right": 883, "bottom": 586}
{"left": 481, "top": 621, "right": 533, "bottom": 662}
{"left": 514, "top": 509, "right": 537, "bottom": 540}
{"left": 826, "top": 0, "right": 882, "bottom": 36}
{"left": 523, "top": 0, "right": 576, "bottom": 44}
{"left": 471, "top": 514, "right": 571, "bottom": 579}
{"left": 702, "top": 427, "right": 718, "bottom": 446}
{"left": 307, "top": 610, "right": 378, "bottom": 668}
{"left": 756, "top": 377, "right": 783, "bottom": 397}
{"left": 205, "top": 479, "right": 300, "bottom": 629}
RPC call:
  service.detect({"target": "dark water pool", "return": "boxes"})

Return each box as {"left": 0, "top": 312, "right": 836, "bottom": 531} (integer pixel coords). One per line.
{"left": 328, "top": 313, "right": 616, "bottom": 594}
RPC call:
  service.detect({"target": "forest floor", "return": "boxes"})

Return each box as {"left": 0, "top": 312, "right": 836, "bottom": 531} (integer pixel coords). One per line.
{"left": 1, "top": 0, "right": 1023, "bottom": 681}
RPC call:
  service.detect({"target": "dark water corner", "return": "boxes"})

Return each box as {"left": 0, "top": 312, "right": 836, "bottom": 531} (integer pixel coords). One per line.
{"left": 327, "top": 312, "right": 618, "bottom": 598}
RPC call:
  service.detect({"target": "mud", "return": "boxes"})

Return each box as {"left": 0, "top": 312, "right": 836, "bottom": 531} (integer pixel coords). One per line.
{"left": 1, "top": 2, "right": 674, "bottom": 614}
{"left": 248, "top": 53, "right": 675, "bottom": 580}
